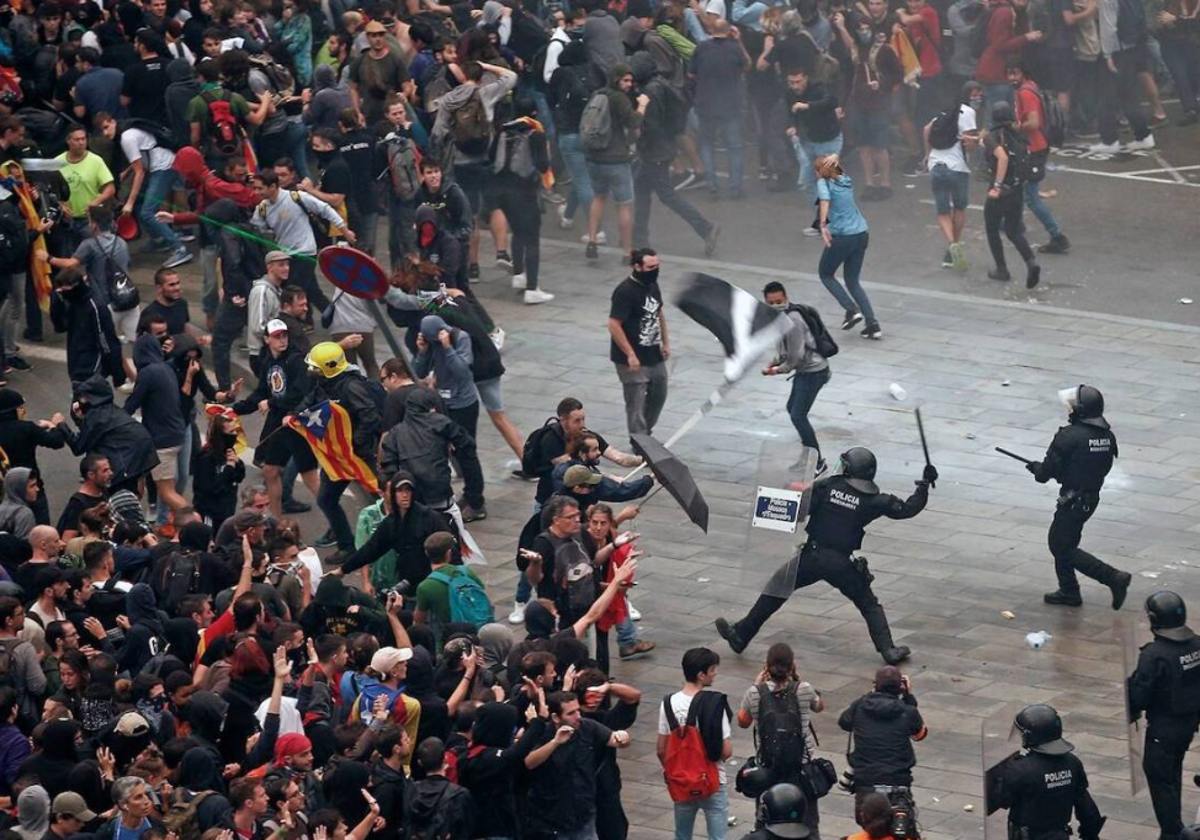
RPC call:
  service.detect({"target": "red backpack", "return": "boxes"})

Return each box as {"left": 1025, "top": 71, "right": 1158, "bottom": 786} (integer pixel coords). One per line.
{"left": 662, "top": 695, "right": 720, "bottom": 803}
{"left": 203, "top": 90, "right": 242, "bottom": 156}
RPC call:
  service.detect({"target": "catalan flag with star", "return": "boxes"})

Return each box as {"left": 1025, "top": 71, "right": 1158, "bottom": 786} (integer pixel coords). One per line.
{"left": 285, "top": 400, "right": 379, "bottom": 495}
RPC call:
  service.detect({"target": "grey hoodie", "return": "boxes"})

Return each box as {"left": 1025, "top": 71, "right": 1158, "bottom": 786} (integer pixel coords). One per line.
{"left": 412, "top": 315, "right": 477, "bottom": 409}
{"left": 429, "top": 66, "right": 519, "bottom": 164}
{"left": 0, "top": 468, "right": 35, "bottom": 540}
{"left": 247, "top": 276, "right": 282, "bottom": 354}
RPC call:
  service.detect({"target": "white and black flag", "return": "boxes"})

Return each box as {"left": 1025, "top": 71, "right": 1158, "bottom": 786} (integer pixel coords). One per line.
{"left": 676, "top": 273, "right": 792, "bottom": 383}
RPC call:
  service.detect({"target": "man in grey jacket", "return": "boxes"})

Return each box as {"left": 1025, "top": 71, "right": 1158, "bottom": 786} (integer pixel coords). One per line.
{"left": 413, "top": 314, "right": 481, "bottom": 442}
{"left": 246, "top": 251, "right": 290, "bottom": 366}
{"left": 0, "top": 596, "right": 46, "bottom": 722}
{"left": 762, "top": 282, "right": 831, "bottom": 474}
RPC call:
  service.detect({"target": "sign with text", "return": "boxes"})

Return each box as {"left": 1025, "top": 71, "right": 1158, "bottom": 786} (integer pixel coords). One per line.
{"left": 752, "top": 486, "right": 803, "bottom": 533}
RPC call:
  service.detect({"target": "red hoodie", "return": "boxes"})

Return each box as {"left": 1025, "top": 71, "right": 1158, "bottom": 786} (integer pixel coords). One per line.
{"left": 975, "top": 0, "right": 1027, "bottom": 84}
{"left": 170, "top": 146, "right": 260, "bottom": 225}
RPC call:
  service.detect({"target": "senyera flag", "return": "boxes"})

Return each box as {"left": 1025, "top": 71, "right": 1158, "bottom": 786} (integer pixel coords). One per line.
{"left": 285, "top": 400, "right": 379, "bottom": 495}
{"left": 676, "top": 272, "right": 792, "bottom": 383}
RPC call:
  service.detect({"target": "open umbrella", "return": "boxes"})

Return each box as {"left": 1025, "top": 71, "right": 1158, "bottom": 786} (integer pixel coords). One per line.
{"left": 631, "top": 434, "right": 709, "bottom": 533}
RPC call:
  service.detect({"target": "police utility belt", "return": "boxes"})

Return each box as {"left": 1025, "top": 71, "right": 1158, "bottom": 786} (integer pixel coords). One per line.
{"left": 805, "top": 541, "right": 872, "bottom": 578}
{"left": 1056, "top": 489, "right": 1098, "bottom": 512}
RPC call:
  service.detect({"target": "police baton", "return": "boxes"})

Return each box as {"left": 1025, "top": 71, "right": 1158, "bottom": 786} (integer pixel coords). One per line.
{"left": 915, "top": 408, "right": 935, "bottom": 488}
{"left": 995, "top": 447, "right": 1034, "bottom": 465}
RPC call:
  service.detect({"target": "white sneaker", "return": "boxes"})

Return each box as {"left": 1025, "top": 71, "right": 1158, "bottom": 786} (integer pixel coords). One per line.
{"left": 1125, "top": 134, "right": 1156, "bottom": 151}
{"left": 628, "top": 602, "right": 642, "bottom": 622}
{"left": 580, "top": 231, "right": 608, "bottom": 245}
{"left": 118, "top": 381, "right": 135, "bottom": 393}
{"left": 511, "top": 272, "right": 527, "bottom": 290}
{"left": 1087, "top": 141, "right": 1123, "bottom": 154}
{"left": 524, "top": 288, "right": 554, "bottom": 305}
{"left": 558, "top": 205, "right": 573, "bottom": 229}
{"left": 508, "top": 601, "right": 527, "bottom": 624}
{"left": 489, "top": 327, "right": 506, "bottom": 352}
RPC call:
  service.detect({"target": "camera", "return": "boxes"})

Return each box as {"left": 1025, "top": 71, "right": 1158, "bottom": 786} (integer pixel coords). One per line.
{"left": 383, "top": 580, "right": 413, "bottom": 599}
{"left": 838, "top": 768, "right": 854, "bottom": 793}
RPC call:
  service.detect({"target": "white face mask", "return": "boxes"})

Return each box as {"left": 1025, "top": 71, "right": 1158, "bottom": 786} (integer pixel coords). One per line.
{"left": 768, "top": 302, "right": 788, "bottom": 311}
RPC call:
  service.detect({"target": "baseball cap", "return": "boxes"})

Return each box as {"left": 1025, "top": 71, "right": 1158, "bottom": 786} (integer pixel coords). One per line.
{"left": 364, "top": 19, "right": 388, "bottom": 33}
{"left": 371, "top": 646, "right": 413, "bottom": 674}
{"left": 265, "top": 319, "right": 288, "bottom": 336}
{"left": 115, "top": 711, "right": 151, "bottom": 737}
{"left": 265, "top": 250, "right": 290, "bottom": 263}
{"left": 703, "top": 0, "right": 725, "bottom": 14}
{"left": 52, "top": 792, "right": 98, "bottom": 822}
{"left": 233, "top": 509, "right": 268, "bottom": 531}
{"left": 562, "top": 465, "right": 602, "bottom": 488}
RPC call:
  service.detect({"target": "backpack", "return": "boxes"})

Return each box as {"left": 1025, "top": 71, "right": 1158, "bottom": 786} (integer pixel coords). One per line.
{"left": 122, "top": 118, "right": 182, "bottom": 151}
{"left": 152, "top": 550, "right": 201, "bottom": 614}
{"left": 1028, "top": 84, "right": 1066, "bottom": 148}
{"left": 520, "top": 417, "right": 559, "bottom": 476}
{"left": 754, "top": 683, "right": 808, "bottom": 778}
{"left": 451, "top": 88, "right": 492, "bottom": 155}
{"left": 998, "top": 126, "right": 1037, "bottom": 184}
{"left": 970, "top": 5, "right": 995, "bottom": 59}
{"left": 143, "top": 640, "right": 186, "bottom": 678}
{"left": 366, "top": 379, "right": 388, "bottom": 417}
{"left": 529, "top": 40, "right": 553, "bottom": 93}
{"left": 554, "top": 65, "right": 590, "bottom": 120}
{"left": 492, "top": 123, "right": 538, "bottom": 180}
{"left": 427, "top": 567, "right": 494, "bottom": 630}
{"left": 788, "top": 303, "right": 839, "bottom": 359}
{"left": 422, "top": 64, "right": 453, "bottom": 115}
{"left": 380, "top": 133, "right": 422, "bottom": 200}
{"left": 164, "top": 789, "right": 217, "bottom": 840}
{"left": 0, "top": 637, "right": 18, "bottom": 690}
{"left": 201, "top": 89, "right": 242, "bottom": 156}
{"left": 103, "top": 237, "right": 139, "bottom": 313}
{"left": 248, "top": 54, "right": 296, "bottom": 98}
{"left": 0, "top": 200, "right": 28, "bottom": 274}
{"left": 927, "top": 106, "right": 960, "bottom": 151}
{"left": 549, "top": 535, "right": 595, "bottom": 615}
{"left": 662, "top": 696, "right": 720, "bottom": 803}
{"left": 579, "top": 89, "right": 613, "bottom": 153}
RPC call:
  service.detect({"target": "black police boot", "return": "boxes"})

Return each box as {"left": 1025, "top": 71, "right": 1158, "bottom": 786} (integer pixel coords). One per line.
{"left": 1110, "top": 571, "right": 1132, "bottom": 610}
{"left": 882, "top": 646, "right": 911, "bottom": 665}
{"left": 714, "top": 618, "right": 747, "bottom": 654}
{"left": 1043, "top": 590, "right": 1083, "bottom": 607}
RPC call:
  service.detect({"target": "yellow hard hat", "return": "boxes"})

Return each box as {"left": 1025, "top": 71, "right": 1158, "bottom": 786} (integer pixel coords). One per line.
{"left": 305, "top": 341, "right": 348, "bottom": 378}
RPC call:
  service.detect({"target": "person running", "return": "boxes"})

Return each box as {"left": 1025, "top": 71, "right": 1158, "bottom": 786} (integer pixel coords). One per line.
{"left": 983, "top": 102, "right": 1041, "bottom": 289}
{"left": 814, "top": 155, "right": 880, "bottom": 340}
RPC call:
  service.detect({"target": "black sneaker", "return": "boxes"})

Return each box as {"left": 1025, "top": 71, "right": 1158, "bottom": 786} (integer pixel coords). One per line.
{"left": 495, "top": 251, "right": 514, "bottom": 270}
{"left": 840, "top": 311, "right": 864, "bottom": 331}
{"left": 875, "top": 186, "right": 893, "bottom": 200}
{"left": 882, "top": 646, "right": 911, "bottom": 665}
{"left": 585, "top": 242, "right": 599, "bottom": 260}
{"left": 510, "top": 469, "right": 537, "bottom": 481}
{"left": 704, "top": 224, "right": 721, "bottom": 257}
{"left": 327, "top": 549, "right": 354, "bottom": 566}
{"left": 6, "top": 356, "right": 30, "bottom": 372}
{"left": 281, "top": 499, "right": 312, "bottom": 514}
{"left": 460, "top": 502, "right": 488, "bottom": 523}
{"left": 901, "top": 159, "right": 925, "bottom": 178}
{"left": 714, "top": 617, "right": 747, "bottom": 654}
{"left": 672, "top": 169, "right": 699, "bottom": 191}
{"left": 313, "top": 529, "right": 338, "bottom": 548}
{"left": 468, "top": 263, "right": 480, "bottom": 280}
{"left": 1110, "top": 571, "right": 1132, "bottom": 610}
{"left": 860, "top": 186, "right": 880, "bottom": 201}
{"left": 1037, "top": 234, "right": 1071, "bottom": 254}
{"left": 988, "top": 268, "right": 1012, "bottom": 282}
{"left": 1026, "top": 263, "right": 1041, "bottom": 290}
{"left": 941, "top": 250, "right": 954, "bottom": 269}
{"left": 861, "top": 323, "right": 882, "bottom": 340}
{"left": 1044, "top": 590, "right": 1083, "bottom": 607}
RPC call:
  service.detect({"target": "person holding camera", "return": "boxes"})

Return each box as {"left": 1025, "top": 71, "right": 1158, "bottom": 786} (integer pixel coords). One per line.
{"left": 837, "top": 666, "right": 926, "bottom": 836}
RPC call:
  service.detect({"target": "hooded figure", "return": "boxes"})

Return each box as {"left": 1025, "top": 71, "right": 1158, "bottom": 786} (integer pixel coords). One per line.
{"left": 176, "top": 747, "right": 233, "bottom": 831}
{"left": 66, "top": 762, "right": 109, "bottom": 816}
{"left": 180, "top": 690, "right": 230, "bottom": 765}
{"left": 119, "top": 584, "right": 168, "bottom": 679}
{"left": 380, "top": 388, "right": 483, "bottom": 510}
{"left": 413, "top": 204, "right": 463, "bottom": 287}
{"left": 15, "top": 784, "right": 49, "bottom": 840}
{"left": 0, "top": 468, "right": 36, "bottom": 540}
{"left": 18, "top": 721, "right": 78, "bottom": 798}
{"left": 324, "top": 761, "right": 372, "bottom": 825}
{"left": 49, "top": 279, "right": 125, "bottom": 388}
{"left": 478, "top": 623, "right": 514, "bottom": 674}
{"left": 164, "top": 59, "right": 201, "bottom": 141}
{"left": 304, "top": 63, "right": 354, "bottom": 131}
{"left": 459, "top": 703, "right": 546, "bottom": 839}
{"left": 299, "top": 575, "right": 388, "bottom": 639}
{"left": 587, "top": 62, "right": 642, "bottom": 164}
{"left": 172, "top": 149, "right": 260, "bottom": 217}
{"left": 548, "top": 40, "right": 591, "bottom": 135}
{"left": 412, "top": 314, "right": 475, "bottom": 410}
{"left": 126, "top": 334, "right": 187, "bottom": 450}
{"left": 58, "top": 376, "right": 159, "bottom": 487}
{"left": 0, "top": 390, "right": 65, "bottom": 516}
{"left": 191, "top": 408, "right": 246, "bottom": 531}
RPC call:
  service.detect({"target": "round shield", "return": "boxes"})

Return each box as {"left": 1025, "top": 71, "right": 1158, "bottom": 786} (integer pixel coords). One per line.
{"left": 318, "top": 246, "right": 389, "bottom": 300}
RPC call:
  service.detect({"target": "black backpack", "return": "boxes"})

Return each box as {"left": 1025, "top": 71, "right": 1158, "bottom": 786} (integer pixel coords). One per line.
{"left": 755, "top": 683, "right": 808, "bottom": 778}
{"left": 521, "top": 417, "right": 560, "bottom": 476}
{"left": 927, "top": 107, "right": 960, "bottom": 151}
{"left": 152, "top": 550, "right": 201, "bottom": 614}
{"left": 0, "top": 200, "right": 28, "bottom": 274}
{"left": 121, "top": 118, "right": 183, "bottom": 151}
{"left": 970, "top": 5, "right": 995, "bottom": 58}
{"left": 788, "top": 303, "right": 839, "bottom": 359}
{"left": 997, "top": 126, "right": 1038, "bottom": 184}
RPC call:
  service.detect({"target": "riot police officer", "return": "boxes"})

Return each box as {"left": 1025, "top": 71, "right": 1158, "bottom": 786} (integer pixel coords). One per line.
{"left": 739, "top": 783, "right": 810, "bottom": 840}
{"left": 1027, "top": 384, "right": 1132, "bottom": 609}
{"left": 1127, "top": 591, "right": 1200, "bottom": 840}
{"left": 716, "top": 447, "right": 936, "bottom": 665}
{"left": 987, "top": 704, "right": 1106, "bottom": 840}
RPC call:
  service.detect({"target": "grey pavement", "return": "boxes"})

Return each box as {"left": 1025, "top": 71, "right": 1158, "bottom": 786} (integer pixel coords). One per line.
{"left": 12, "top": 189, "right": 1200, "bottom": 839}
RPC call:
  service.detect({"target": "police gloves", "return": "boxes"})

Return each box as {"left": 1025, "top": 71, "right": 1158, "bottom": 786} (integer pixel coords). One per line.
{"left": 1026, "top": 461, "right": 1049, "bottom": 483}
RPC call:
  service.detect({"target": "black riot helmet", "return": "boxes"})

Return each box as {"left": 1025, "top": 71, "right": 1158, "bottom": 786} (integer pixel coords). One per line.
{"left": 1145, "top": 591, "right": 1192, "bottom": 642}
{"left": 758, "top": 783, "right": 810, "bottom": 839}
{"left": 735, "top": 761, "right": 774, "bottom": 799}
{"left": 839, "top": 447, "right": 879, "bottom": 494}
{"left": 1062, "top": 384, "right": 1108, "bottom": 429}
{"left": 1014, "top": 704, "right": 1074, "bottom": 755}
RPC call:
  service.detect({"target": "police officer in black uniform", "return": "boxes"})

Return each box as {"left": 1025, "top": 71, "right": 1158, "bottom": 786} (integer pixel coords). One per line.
{"left": 716, "top": 447, "right": 936, "bottom": 665}
{"left": 739, "top": 783, "right": 809, "bottom": 840}
{"left": 987, "top": 704, "right": 1106, "bottom": 840}
{"left": 1127, "top": 591, "right": 1200, "bottom": 840}
{"left": 1026, "top": 384, "right": 1132, "bottom": 609}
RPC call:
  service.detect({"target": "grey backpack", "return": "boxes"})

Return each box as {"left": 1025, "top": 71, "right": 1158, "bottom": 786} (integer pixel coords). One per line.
{"left": 579, "top": 89, "right": 613, "bottom": 153}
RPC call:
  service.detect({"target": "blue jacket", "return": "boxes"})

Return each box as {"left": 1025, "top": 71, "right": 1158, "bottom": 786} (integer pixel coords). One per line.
{"left": 125, "top": 335, "right": 186, "bottom": 449}
{"left": 413, "top": 315, "right": 477, "bottom": 410}
{"left": 551, "top": 460, "right": 653, "bottom": 503}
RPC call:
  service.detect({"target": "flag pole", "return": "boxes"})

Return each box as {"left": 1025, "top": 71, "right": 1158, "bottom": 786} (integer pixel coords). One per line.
{"left": 621, "top": 382, "right": 734, "bottom": 481}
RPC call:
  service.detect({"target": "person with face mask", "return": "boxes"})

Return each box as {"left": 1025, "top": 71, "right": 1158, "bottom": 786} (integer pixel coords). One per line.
{"left": 1025, "top": 384, "right": 1132, "bottom": 609}
{"left": 412, "top": 204, "right": 463, "bottom": 294}
{"left": 49, "top": 266, "right": 126, "bottom": 390}
{"left": 0, "top": 390, "right": 65, "bottom": 527}
{"left": 608, "top": 248, "right": 669, "bottom": 442}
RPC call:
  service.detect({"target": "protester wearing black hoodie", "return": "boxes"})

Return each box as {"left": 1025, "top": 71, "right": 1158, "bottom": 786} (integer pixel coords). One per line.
{"left": 414, "top": 204, "right": 462, "bottom": 291}
{"left": 0, "top": 390, "right": 65, "bottom": 526}
{"left": 459, "top": 702, "right": 546, "bottom": 839}
{"left": 17, "top": 719, "right": 78, "bottom": 798}
{"left": 49, "top": 273, "right": 124, "bottom": 388}
{"left": 837, "top": 665, "right": 926, "bottom": 793}
{"left": 117, "top": 584, "right": 168, "bottom": 677}
{"left": 174, "top": 747, "right": 234, "bottom": 832}
{"left": 126, "top": 333, "right": 187, "bottom": 442}
{"left": 57, "top": 376, "right": 159, "bottom": 492}
{"left": 402, "top": 738, "right": 474, "bottom": 840}
{"left": 380, "top": 389, "right": 483, "bottom": 512}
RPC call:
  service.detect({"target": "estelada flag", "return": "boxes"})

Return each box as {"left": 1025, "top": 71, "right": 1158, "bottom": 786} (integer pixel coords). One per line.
{"left": 285, "top": 400, "right": 379, "bottom": 495}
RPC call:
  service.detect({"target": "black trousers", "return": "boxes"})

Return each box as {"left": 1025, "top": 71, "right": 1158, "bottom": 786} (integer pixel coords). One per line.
{"left": 633, "top": 159, "right": 712, "bottom": 250}
{"left": 736, "top": 545, "right": 895, "bottom": 653}
{"left": 210, "top": 298, "right": 248, "bottom": 390}
{"left": 984, "top": 188, "right": 1035, "bottom": 271}
{"left": 1143, "top": 719, "right": 1198, "bottom": 839}
{"left": 1098, "top": 47, "right": 1151, "bottom": 146}
{"left": 1049, "top": 492, "right": 1122, "bottom": 594}
{"left": 497, "top": 185, "right": 542, "bottom": 289}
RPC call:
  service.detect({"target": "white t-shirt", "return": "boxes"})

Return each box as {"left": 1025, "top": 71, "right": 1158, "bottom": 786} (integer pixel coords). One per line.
{"left": 657, "top": 689, "right": 732, "bottom": 784}
{"left": 927, "top": 104, "right": 977, "bottom": 174}
{"left": 120, "top": 128, "right": 176, "bottom": 173}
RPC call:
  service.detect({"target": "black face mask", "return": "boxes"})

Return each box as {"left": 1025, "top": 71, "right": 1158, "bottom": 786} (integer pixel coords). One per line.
{"left": 634, "top": 266, "right": 659, "bottom": 284}
{"left": 314, "top": 149, "right": 336, "bottom": 166}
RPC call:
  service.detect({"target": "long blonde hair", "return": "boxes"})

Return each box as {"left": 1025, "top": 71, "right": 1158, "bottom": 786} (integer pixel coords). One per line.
{"left": 814, "top": 154, "right": 843, "bottom": 181}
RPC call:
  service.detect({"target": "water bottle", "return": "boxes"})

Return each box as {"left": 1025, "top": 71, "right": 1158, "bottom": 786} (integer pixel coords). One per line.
{"left": 889, "top": 383, "right": 907, "bottom": 401}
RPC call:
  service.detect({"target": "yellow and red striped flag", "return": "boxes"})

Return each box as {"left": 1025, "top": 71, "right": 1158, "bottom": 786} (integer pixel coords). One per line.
{"left": 285, "top": 400, "right": 379, "bottom": 495}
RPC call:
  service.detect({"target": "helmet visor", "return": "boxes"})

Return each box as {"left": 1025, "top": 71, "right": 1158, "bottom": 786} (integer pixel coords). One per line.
{"left": 1058, "top": 386, "right": 1080, "bottom": 411}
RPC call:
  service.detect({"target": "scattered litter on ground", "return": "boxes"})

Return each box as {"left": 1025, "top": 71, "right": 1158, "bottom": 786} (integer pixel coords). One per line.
{"left": 1026, "top": 631, "right": 1052, "bottom": 649}
{"left": 1181, "top": 298, "right": 1194, "bottom": 305}
{"left": 1141, "top": 571, "right": 1160, "bottom": 579}
{"left": 698, "top": 577, "right": 711, "bottom": 583}
{"left": 1164, "top": 565, "right": 1179, "bottom": 571}
{"left": 964, "top": 804, "right": 975, "bottom": 813}
{"left": 965, "top": 433, "right": 977, "bottom": 440}
{"left": 889, "top": 383, "right": 907, "bottom": 401}
{"left": 1001, "top": 379, "right": 1011, "bottom": 386}
{"left": 1001, "top": 610, "right": 1016, "bottom": 620}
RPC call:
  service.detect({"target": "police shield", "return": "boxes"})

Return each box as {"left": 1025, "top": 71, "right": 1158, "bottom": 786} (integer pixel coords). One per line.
{"left": 982, "top": 708, "right": 1023, "bottom": 840}
{"left": 1119, "top": 619, "right": 1148, "bottom": 796}
{"left": 747, "top": 445, "right": 818, "bottom": 599}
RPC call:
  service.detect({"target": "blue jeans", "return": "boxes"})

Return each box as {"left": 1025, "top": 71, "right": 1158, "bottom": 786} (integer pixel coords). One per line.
{"left": 787, "top": 367, "right": 831, "bottom": 454}
{"left": 559, "top": 133, "right": 594, "bottom": 221}
{"left": 673, "top": 784, "right": 727, "bottom": 840}
{"left": 796, "top": 135, "right": 844, "bottom": 196}
{"left": 616, "top": 613, "right": 637, "bottom": 648}
{"left": 317, "top": 475, "right": 355, "bottom": 550}
{"left": 818, "top": 231, "right": 876, "bottom": 325}
{"left": 140, "top": 168, "right": 182, "bottom": 249}
{"left": 1023, "top": 178, "right": 1060, "bottom": 238}
{"left": 699, "top": 114, "right": 744, "bottom": 194}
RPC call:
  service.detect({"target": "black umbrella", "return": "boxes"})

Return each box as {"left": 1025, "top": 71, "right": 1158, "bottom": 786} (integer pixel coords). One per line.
{"left": 631, "top": 434, "right": 710, "bottom": 533}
